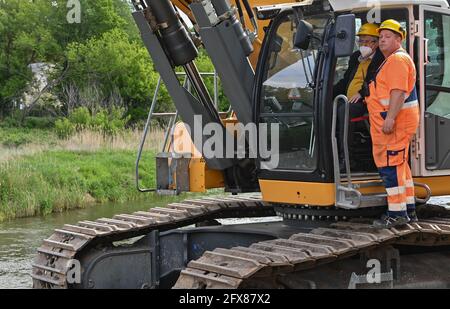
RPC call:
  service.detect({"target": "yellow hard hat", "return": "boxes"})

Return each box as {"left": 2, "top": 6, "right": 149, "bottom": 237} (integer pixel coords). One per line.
{"left": 357, "top": 23, "right": 379, "bottom": 37}
{"left": 377, "top": 19, "right": 407, "bottom": 40}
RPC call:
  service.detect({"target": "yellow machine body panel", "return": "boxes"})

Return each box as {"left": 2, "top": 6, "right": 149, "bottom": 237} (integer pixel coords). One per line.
{"left": 189, "top": 158, "right": 225, "bottom": 192}
{"left": 260, "top": 176, "right": 450, "bottom": 206}
{"left": 259, "top": 179, "right": 336, "bottom": 206}
{"left": 171, "top": 119, "right": 245, "bottom": 192}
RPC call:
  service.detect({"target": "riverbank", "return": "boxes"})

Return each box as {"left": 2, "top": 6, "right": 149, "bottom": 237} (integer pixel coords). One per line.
{"left": 0, "top": 149, "right": 162, "bottom": 221}
{"left": 0, "top": 127, "right": 174, "bottom": 222}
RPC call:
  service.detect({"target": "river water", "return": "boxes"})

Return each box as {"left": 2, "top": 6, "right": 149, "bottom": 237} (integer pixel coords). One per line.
{"left": 1, "top": 195, "right": 449, "bottom": 289}
{"left": 0, "top": 196, "right": 185, "bottom": 289}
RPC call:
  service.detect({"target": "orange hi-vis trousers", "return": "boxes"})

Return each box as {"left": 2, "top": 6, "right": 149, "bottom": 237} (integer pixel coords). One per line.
{"left": 378, "top": 157, "right": 416, "bottom": 218}
{"left": 366, "top": 50, "right": 419, "bottom": 218}
{"left": 370, "top": 88, "right": 419, "bottom": 217}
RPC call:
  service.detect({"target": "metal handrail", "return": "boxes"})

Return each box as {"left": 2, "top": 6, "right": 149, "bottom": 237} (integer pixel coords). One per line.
{"left": 135, "top": 77, "right": 162, "bottom": 192}
{"left": 414, "top": 182, "right": 432, "bottom": 204}
{"left": 135, "top": 71, "right": 222, "bottom": 192}
{"left": 332, "top": 95, "right": 362, "bottom": 209}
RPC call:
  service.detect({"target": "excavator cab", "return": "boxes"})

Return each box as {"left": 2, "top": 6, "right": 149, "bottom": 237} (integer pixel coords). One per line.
{"left": 255, "top": 0, "right": 450, "bottom": 212}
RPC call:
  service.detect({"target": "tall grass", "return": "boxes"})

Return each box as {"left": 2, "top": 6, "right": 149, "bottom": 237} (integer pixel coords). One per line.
{"left": 0, "top": 144, "right": 51, "bottom": 162}
{"left": 0, "top": 127, "right": 167, "bottom": 221}
{"left": 62, "top": 128, "right": 165, "bottom": 152}
{"left": 0, "top": 128, "right": 165, "bottom": 161}
{"left": 0, "top": 150, "right": 157, "bottom": 221}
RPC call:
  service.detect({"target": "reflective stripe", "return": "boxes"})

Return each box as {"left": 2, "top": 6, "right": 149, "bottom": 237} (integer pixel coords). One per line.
{"left": 389, "top": 202, "right": 407, "bottom": 211}
{"left": 406, "top": 196, "right": 415, "bottom": 204}
{"left": 402, "top": 100, "right": 418, "bottom": 109}
{"left": 386, "top": 186, "right": 406, "bottom": 196}
{"left": 380, "top": 98, "right": 390, "bottom": 106}
{"left": 405, "top": 180, "right": 414, "bottom": 187}
{"left": 378, "top": 99, "right": 418, "bottom": 109}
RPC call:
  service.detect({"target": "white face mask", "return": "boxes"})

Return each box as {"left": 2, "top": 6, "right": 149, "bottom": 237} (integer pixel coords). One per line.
{"left": 359, "top": 46, "right": 374, "bottom": 58}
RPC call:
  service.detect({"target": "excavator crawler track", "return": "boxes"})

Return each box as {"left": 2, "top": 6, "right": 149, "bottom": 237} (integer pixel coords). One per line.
{"left": 32, "top": 198, "right": 450, "bottom": 289}
{"left": 174, "top": 205, "right": 450, "bottom": 288}
{"left": 31, "top": 195, "right": 273, "bottom": 288}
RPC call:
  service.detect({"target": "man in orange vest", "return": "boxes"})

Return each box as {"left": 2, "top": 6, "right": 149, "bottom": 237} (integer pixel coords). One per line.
{"left": 365, "top": 20, "right": 420, "bottom": 228}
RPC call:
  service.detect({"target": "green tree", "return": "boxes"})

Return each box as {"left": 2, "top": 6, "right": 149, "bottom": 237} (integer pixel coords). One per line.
{"left": 51, "top": 0, "right": 138, "bottom": 48}
{"left": 0, "top": 0, "right": 139, "bottom": 118}
{"left": 64, "top": 28, "right": 159, "bottom": 109}
{"left": 0, "top": 0, "right": 60, "bottom": 116}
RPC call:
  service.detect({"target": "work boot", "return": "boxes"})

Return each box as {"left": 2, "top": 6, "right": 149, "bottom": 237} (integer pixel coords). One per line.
{"left": 372, "top": 215, "right": 410, "bottom": 229}
{"left": 408, "top": 211, "right": 419, "bottom": 223}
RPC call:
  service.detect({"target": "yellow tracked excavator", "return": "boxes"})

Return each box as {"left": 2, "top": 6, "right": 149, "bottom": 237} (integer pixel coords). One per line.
{"left": 32, "top": 0, "right": 450, "bottom": 289}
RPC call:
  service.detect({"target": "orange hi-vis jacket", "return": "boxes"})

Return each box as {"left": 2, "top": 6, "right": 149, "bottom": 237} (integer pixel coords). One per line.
{"left": 366, "top": 49, "right": 420, "bottom": 168}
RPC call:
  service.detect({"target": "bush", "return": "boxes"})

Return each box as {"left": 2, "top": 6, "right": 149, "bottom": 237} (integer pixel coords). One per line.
{"left": 1, "top": 132, "right": 31, "bottom": 147}
{"left": 1, "top": 117, "right": 21, "bottom": 128}
{"left": 91, "top": 107, "right": 130, "bottom": 137}
{"left": 0, "top": 110, "right": 22, "bottom": 128}
{"left": 127, "top": 106, "right": 148, "bottom": 124}
{"left": 69, "top": 107, "right": 91, "bottom": 131}
{"left": 54, "top": 107, "right": 130, "bottom": 140}
{"left": 23, "top": 116, "right": 55, "bottom": 129}
{"left": 55, "top": 118, "right": 75, "bottom": 139}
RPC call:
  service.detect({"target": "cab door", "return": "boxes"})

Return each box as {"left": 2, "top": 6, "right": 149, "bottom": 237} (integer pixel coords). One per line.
{"left": 417, "top": 5, "right": 450, "bottom": 176}
{"left": 253, "top": 9, "right": 337, "bottom": 205}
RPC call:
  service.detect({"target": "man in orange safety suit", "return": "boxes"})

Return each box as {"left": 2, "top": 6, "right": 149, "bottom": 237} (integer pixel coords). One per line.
{"left": 365, "top": 20, "right": 420, "bottom": 228}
